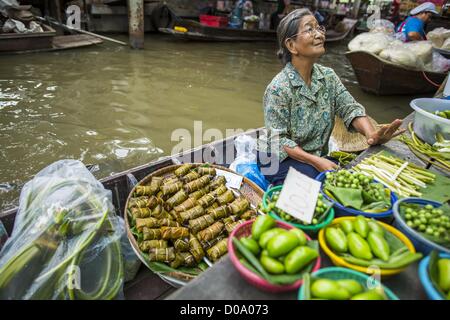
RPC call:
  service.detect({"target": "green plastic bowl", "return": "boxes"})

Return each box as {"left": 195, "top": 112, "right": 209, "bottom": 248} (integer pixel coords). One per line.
{"left": 262, "top": 185, "right": 335, "bottom": 233}
{"left": 298, "top": 267, "right": 399, "bottom": 300}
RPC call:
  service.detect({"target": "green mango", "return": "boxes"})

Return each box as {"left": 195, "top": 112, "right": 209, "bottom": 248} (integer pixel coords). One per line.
{"left": 351, "top": 288, "right": 386, "bottom": 300}
{"left": 368, "top": 220, "right": 385, "bottom": 236}
{"left": 258, "top": 228, "right": 287, "bottom": 249}
{"left": 260, "top": 255, "right": 285, "bottom": 274}
{"left": 311, "top": 279, "right": 351, "bottom": 300}
{"left": 251, "top": 215, "right": 276, "bottom": 241}
{"left": 325, "top": 227, "right": 348, "bottom": 253}
{"left": 339, "top": 220, "right": 354, "bottom": 234}
{"left": 353, "top": 216, "right": 369, "bottom": 238}
{"left": 288, "top": 228, "right": 307, "bottom": 246}
{"left": 240, "top": 237, "right": 260, "bottom": 256}
{"left": 284, "top": 246, "right": 318, "bottom": 274}
{"left": 267, "top": 232, "right": 300, "bottom": 258}
{"left": 438, "top": 258, "right": 450, "bottom": 292}
{"left": 336, "top": 279, "right": 364, "bottom": 296}
{"left": 348, "top": 232, "right": 373, "bottom": 260}
{"left": 367, "top": 231, "right": 390, "bottom": 261}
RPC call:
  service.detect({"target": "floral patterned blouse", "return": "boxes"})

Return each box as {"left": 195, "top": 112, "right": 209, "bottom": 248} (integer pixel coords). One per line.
{"left": 261, "top": 62, "right": 366, "bottom": 162}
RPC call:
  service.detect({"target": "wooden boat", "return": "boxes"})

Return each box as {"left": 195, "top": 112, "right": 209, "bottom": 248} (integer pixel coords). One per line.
{"left": 0, "top": 22, "right": 103, "bottom": 55}
{"left": 158, "top": 18, "right": 357, "bottom": 42}
{"left": 346, "top": 50, "right": 447, "bottom": 95}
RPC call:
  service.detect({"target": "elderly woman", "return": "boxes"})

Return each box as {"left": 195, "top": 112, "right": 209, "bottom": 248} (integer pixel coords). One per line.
{"left": 258, "top": 9, "right": 404, "bottom": 185}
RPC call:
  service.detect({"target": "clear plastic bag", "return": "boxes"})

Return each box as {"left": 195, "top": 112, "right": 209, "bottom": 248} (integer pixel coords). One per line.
{"left": 369, "top": 19, "right": 395, "bottom": 34}
{"left": 230, "top": 135, "right": 269, "bottom": 191}
{"left": 348, "top": 32, "right": 393, "bottom": 54}
{"left": 0, "top": 221, "right": 7, "bottom": 252}
{"left": 427, "top": 27, "right": 450, "bottom": 48}
{"left": 0, "top": 160, "right": 124, "bottom": 300}
{"left": 425, "top": 52, "right": 450, "bottom": 73}
{"left": 379, "top": 45, "right": 421, "bottom": 69}
{"left": 118, "top": 217, "right": 141, "bottom": 283}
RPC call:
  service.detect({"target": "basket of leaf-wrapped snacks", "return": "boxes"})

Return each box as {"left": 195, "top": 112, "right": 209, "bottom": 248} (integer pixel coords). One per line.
{"left": 125, "top": 163, "right": 264, "bottom": 287}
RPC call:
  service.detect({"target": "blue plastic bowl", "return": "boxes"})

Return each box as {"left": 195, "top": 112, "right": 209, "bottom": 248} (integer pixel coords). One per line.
{"left": 418, "top": 253, "right": 450, "bottom": 300}
{"left": 315, "top": 171, "right": 398, "bottom": 218}
{"left": 393, "top": 197, "right": 450, "bottom": 255}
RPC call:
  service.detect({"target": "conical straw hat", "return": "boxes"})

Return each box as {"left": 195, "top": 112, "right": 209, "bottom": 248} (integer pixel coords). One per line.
{"left": 331, "top": 116, "right": 380, "bottom": 152}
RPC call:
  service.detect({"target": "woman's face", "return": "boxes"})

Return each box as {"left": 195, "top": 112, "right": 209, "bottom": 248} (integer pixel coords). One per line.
{"left": 286, "top": 15, "right": 326, "bottom": 60}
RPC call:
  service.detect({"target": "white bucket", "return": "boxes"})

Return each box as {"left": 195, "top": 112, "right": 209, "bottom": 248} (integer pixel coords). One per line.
{"left": 410, "top": 98, "right": 450, "bottom": 144}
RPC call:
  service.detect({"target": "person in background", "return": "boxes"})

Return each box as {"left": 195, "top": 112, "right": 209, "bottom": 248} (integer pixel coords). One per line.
{"left": 396, "top": 2, "right": 439, "bottom": 41}
{"left": 389, "top": 0, "right": 401, "bottom": 27}
{"left": 270, "top": 0, "right": 291, "bottom": 30}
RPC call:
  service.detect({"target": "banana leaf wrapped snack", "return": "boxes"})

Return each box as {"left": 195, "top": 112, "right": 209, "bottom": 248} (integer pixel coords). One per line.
{"left": 128, "top": 164, "right": 258, "bottom": 274}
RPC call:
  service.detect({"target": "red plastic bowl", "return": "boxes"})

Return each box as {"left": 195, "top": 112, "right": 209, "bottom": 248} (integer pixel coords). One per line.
{"left": 228, "top": 219, "right": 321, "bottom": 293}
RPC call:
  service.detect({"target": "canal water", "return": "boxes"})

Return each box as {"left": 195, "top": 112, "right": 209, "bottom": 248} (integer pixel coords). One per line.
{"left": 0, "top": 35, "right": 424, "bottom": 211}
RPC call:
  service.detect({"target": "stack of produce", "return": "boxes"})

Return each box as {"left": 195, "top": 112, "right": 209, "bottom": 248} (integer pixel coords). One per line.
{"left": 302, "top": 274, "right": 388, "bottom": 300}
{"left": 353, "top": 152, "right": 436, "bottom": 197}
{"left": 398, "top": 202, "right": 450, "bottom": 249}
{"left": 400, "top": 124, "right": 450, "bottom": 173}
{"left": 128, "top": 164, "right": 258, "bottom": 271}
{"left": 232, "top": 215, "right": 319, "bottom": 285}
{"left": 323, "top": 216, "right": 422, "bottom": 270}
{"left": 322, "top": 169, "right": 392, "bottom": 212}
{"left": 261, "top": 191, "right": 331, "bottom": 226}
{"left": 428, "top": 251, "right": 450, "bottom": 300}
{"left": 432, "top": 109, "right": 450, "bottom": 120}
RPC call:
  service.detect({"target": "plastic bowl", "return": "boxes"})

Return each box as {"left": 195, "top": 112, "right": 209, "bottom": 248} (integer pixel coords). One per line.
{"left": 262, "top": 185, "right": 335, "bottom": 234}
{"left": 228, "top": 219, "right": 321, "bottom": 293}
{"left": 318, "top": 217, "right": 416, "bottom": 276}
{"left": 298, "top": 267, "right": 399, "bottom": 300}
{"left": 410, "top": 98, "right": 450, "bottom": 145}
{"left": 418, "top": 252, "right": 450, "bottom": 300}
{"left": 393, "top": 197, "right": 450, "bottom": 255}
{"left": 315, "top": 171, "right": 398, "bottom": 218}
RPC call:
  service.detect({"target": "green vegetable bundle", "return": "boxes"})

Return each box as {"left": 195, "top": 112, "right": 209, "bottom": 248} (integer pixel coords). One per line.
{"left": 323, "top": 169, "right": 391, "bottom": 212}
{"left": 324, "top": 216, "right": 422, "bottom": 269}
{"left": 0, "top": 160, "right": 123, "bottom": 300}
{"left": 399, "top": 203, "right": 450, "bottom": 249}
{"left": 233, "top": 215, "right": 319, "bottom": 285}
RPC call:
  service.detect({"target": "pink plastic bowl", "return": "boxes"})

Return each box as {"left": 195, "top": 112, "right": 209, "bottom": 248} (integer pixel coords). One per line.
{"left": 228, "top": 219, "right": 321, "bottom": 293}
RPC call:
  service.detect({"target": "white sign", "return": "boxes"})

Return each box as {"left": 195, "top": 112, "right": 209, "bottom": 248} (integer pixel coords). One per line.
{"left": 216, "top": 169, "right": 243, "bottom": 189}
{"left": 275, "top": 167, "right": 321, "bottom": 224}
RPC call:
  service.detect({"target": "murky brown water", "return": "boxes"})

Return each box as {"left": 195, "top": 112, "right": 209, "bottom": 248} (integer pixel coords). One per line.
{"left": 0, "top": 34, "right": 425, "bottom": 211}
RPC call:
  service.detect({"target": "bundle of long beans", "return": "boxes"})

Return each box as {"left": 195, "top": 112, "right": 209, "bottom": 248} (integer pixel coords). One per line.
{"left": 330, "top": 151, "right": 358, "bottom": 166}
{"left": 399, "top": 123, "right": 450, "bottom": 173}
{"left": 353, "top": 152, "right": 435, "bottom": 197}
{"left": 0, "top": 162, "right": 123, "bottom": 300}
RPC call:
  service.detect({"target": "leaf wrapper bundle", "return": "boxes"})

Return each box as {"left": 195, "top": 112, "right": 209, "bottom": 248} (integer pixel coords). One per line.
{"left": 206, "top": 238, "right": 228, "bottom": 262}
{"left": 209, "top": 175, "right": 227, "bottom": 190}
{"left": 211, "top": 184, "right": 227, "bottom": 196}
{"left": 159, "top": 218, "right": 180, "bottom": 227}
{"left": 148, "top": 247, "right": 175, "bottom": 262}
{"left": 166, "top": 189, "right": 188, "bottom": 209}
{"left": 142, "top": 227, "right": 162, "bottom": 240}
{"left": 161, "top": 181, "right": 183, "bottom": 196}
{"left": 174, "top": 197, "right": 197, "bottom": 213}
{"left": 207, "top": 205, "right": 231, "bottom": 220}
{"left": 200, "top": 235, "right": 226, "bottom": 250}
{"left": 228, "top": 198, "right": 249, "bottom": 215}
{"left": 225, "top": 220, "right": 245, "bottom": 234}
{"left": 240, "top": 209, "right": 257, "bottom": 220}
{"left": 160, "top": 226, "right": 190, "bottom": 240}
{"left": 174, "top": 238, "right": 190, "bottom": 252}
{"left": 198, "top": 193, "right": 216, "bottom": 208}
{"left": 189, "top": 234, "right": 205, "bottom": 263}
{"left": 189, "top": 214, "right": 215, "bottom": 234}
{"left": 184, "top": 175, "right": 211, "bottom": 193}
{"left": 178, "top": 205, "right": 205, "bottom": 224}
{"left": 136, "top": 217, "right": 159, "bottom": 231}
{"left": 197, "top": 221, "right": 224, "bottom": 242}
{"left": 182, "top": 171, "right": 200, "bottom": 183}
{"left": 198, "top": 167, "right": 216, "bottom": 176}
{"left": 216, "top": 190, "right": 235, "bottom": 206}
{"left": 189, "top": 187, "right": 210, "bottom": 200}
{"left": 179, "top": 252, "right": 196, "bottom": 267}
{"left": 131, "top": 207, "right": 151, "bottom": 219}
{"left": 139, "top": 240, "right": 168, "bottom": 252}
{"left": 174, "top": 164, "right": 194, "bottom": 177}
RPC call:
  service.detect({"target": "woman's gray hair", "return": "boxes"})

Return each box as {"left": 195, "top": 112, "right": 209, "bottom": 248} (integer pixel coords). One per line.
{"left": 277, "top": 8, "right": 313, "bottom": 65}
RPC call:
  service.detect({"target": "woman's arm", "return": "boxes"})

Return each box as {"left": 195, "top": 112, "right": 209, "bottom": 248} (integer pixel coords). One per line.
{"left": 352, "top": 117, "right": 405, "bottom": 145}
{"left": 407, "top": 31, "right": 423, "bottom": 41}
{"left": 284, "top": 145, "right": 337, "bottom": 171}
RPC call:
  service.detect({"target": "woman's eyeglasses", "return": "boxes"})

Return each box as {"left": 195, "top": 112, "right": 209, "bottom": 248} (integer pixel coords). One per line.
{"left": 288, "top": 25, "right": 326, "bottom": 39}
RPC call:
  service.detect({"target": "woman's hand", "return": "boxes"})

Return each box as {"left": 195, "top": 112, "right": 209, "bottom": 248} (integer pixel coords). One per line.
{"left": 367, "top": 119, "right": 405, "bottom": 146}
{"left": 312, "top": 157, "right": 338, "bottom": 172}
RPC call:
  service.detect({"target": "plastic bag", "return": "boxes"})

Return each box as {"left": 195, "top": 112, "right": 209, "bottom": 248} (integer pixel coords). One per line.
{"left": 442, "top": 38, "right": 450, "bottom": 51}
{"left": 427, "top": 27, "right": 450, "bottom": 48}
{"left": 348, "top": 32, "right": 393, "bottom": 54}
{"left": 379, "top": 45, "right": 420, "bottom": 69}
{"left": 0, "top": 221, "right": 7, "bottom": 252}
{"left": 403, "top": 41, "right": 433, "bottom": 65}
{"left": 369, "top": 19, "right": 395, "bottom": 34}
{"left": 118, "top": 217, "right": 141, "bottom": 283}
{"left": 425, "top": 52, "right": 450, "bottom": 73}
{"left": 230, "top": 135, "right": 269, "bottom": 191}
{"left": 0, "top": 160, "right": 124, "bottom": 300}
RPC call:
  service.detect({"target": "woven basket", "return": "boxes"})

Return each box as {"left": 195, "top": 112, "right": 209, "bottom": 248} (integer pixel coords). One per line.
{"left": 124, "top": 163, "right": 264, "bottom": 287}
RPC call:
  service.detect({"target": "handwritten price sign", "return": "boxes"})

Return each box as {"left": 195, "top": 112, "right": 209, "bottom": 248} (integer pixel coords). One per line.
{"left": 275, "top": 167, "right": 321, "bottom": 224}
